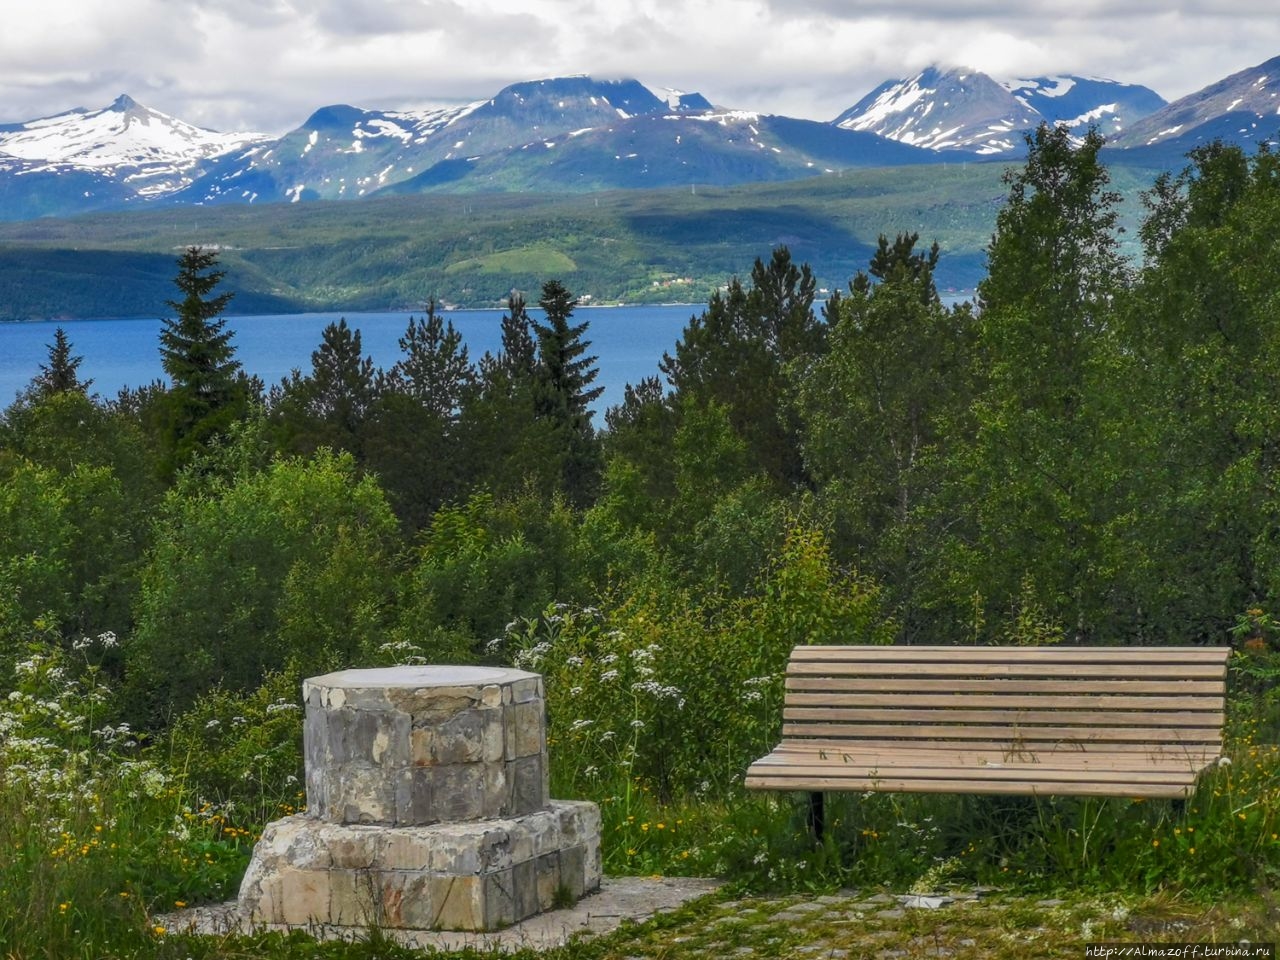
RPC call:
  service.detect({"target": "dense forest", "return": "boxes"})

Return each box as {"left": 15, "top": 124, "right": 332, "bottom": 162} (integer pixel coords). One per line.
{"left": 4, "top": 125, "right": 1280, "bottom": 953}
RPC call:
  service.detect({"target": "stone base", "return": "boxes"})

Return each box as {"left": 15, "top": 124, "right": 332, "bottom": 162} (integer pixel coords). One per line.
{"left": 238, "top": 800, "right": 601, "bottom": 932}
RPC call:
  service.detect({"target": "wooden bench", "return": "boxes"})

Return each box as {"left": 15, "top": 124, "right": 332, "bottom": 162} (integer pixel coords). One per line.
{"left": 745, "top": 645, "right": 1231, "bottom": 837}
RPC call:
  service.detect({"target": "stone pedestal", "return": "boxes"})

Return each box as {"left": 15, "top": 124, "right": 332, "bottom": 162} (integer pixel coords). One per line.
{"left": 238, "top": 666, "right": 601, "bottom": 932}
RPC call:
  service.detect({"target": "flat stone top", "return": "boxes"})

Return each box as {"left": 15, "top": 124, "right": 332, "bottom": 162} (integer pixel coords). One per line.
{"left": 309, "top": 665, "right": 538, "bottom": 689}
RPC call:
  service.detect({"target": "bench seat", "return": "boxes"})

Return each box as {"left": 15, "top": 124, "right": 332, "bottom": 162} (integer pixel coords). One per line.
{"left": 745, "top": 645, "right": 1231, "bottom": 803}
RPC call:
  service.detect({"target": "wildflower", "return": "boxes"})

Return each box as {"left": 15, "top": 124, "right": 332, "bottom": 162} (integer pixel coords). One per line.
{"left": 1152, "top": 839, "right": 1160, "bottom": 847}
{"left": 1218, "top": 756, "right": 1232, "bottom": 768}
{"left": 59, "top": 902, "right": 69, "bottom": 913}
{"left": 152, "top": 925, "right": 166, "bottom": 936}
{"left": 174, "top": 900, "right": 187, "bottom": 908}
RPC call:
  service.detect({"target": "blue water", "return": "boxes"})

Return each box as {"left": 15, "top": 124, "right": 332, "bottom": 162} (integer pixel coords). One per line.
{"left": 0, "top": 304, "right": 701, "bottom": 416}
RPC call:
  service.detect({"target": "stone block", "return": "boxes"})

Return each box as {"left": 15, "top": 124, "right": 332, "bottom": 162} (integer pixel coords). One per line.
{"left": 327, "top": 827, "right": 380, "bottom": 869}
{"left": 510, "top": 676, "right": 542, "bottom": 704}
{"left": 503, "top": 700, "right": 545, "bottom": 760}
{"left": 512, "top": 857, "right": 540, "bottom": 920}
{"left": 559, "top": 844, "right": 587, "bottom": 900}
{"left": 329, "top": 869, "right": 378, "bottom": 926}
{"left": 481, "top": 759, "right": 508, "bottom": 819}
{"left": 380, "top": 872, "right": 435, "bottom": 929}
{"left": 428, "top": 875, "right": 482, "bottom": 931}
{"left": 507, "top": 754, "right": 548, "bottom": 817}
{"left": 275, "top": 866, "right": 332, "bottom": 926}
{"left": 425, "top": 762, "right": 486, "bottom": 821}
{"left": 534, "top": 851, "right": 562, "bottom": 911}
{"left": 336, "top": 766, "right": 396, "bottom": 824}
{"left": 483, "top": 867, "right": 518, "bottom": 929}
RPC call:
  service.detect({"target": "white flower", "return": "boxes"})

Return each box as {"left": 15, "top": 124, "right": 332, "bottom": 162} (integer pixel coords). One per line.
{"left": 1218, "top": 756, "right": 1232, "bottom": 767}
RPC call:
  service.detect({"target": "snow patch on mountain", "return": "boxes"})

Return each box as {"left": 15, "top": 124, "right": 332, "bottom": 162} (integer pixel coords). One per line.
{"left": 836, "top": 67, "right": 1166, "bottom": 153}
{"left": 0, "top": 95, "right": 265, "bottom": 196}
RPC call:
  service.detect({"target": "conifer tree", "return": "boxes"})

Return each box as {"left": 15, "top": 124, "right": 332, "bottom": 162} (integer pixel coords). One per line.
{"left": 274, "top": 318, "right": 378, "bottom": 457}
{"left": 532, "top": 280, "right": 603, "bottom": 505}
{"left": 532, "top": 280, "right": 603, "bottom": 422}
{"left": 156, "top": 246, "right": 247, "bottom": 474}
{"left": 32, "top": 327, "right": 92, "bottom": 398}
{"left": 384, "top": 298, "right": 475, "bottom": 422}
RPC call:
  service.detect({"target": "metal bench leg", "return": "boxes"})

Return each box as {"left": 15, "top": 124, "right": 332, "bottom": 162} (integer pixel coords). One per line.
{"left": 807, "top": 791, "right": 825, "bottom": 842}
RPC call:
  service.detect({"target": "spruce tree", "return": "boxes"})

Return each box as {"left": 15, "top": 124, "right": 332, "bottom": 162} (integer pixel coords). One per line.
{"left": 156, "top": 246, "right": 246, "bottom": 474}
{"left": 532, "top": 280, "right": 603, "bottom": 505}
{"left": 532, "top": 280, "right": 603, "bottom": 422}
{"left": 32, "top": 327, "right": 91, "bottom": 398}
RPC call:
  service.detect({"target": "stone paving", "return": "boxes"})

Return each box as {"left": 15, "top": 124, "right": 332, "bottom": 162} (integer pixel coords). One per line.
{"left": 162, "top": 875, "right": 723, "bottom": 952}
{"left": 165, "top": 878, "right": 1136, "bottom": 957}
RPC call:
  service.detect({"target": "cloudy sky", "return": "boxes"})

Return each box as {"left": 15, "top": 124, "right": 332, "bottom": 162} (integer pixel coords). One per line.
{"left": 3, "top": 0, "right": 1278, "bottom": 134}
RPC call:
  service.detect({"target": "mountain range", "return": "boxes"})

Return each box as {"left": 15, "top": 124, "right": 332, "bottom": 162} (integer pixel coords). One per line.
{"left": 1, "top": 55, "right": 1276, "bottom": 222}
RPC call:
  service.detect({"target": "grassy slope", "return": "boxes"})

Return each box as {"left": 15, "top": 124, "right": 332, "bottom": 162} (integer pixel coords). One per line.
{"left": 0, "top": 159, "right": 1164, "bottom": 319}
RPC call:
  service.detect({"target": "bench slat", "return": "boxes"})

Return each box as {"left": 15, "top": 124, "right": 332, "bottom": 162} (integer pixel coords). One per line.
{"left": 785, "top": 692, "right": 1222, "bottom": 711}
{"left": 771, "top": 738, "right": 1222, "bottom": 756}
{"left": 787, "top": 661, "right": 1224, "bottom": 679}
{"left": 781, "top": 722, "right": 1222, "bottom": 744}
{"left": 785, "top": 677, "right": 1227, "bottom": 695}
{"left": 743, "top": 773, "right": 1195, "bottom": 798}
{"left": 754, "top": 745, "right": 1220, "bottom": 769}
{"left": 789, "top": 645, "right": 1230, "bottom": 663}
{"left": 783, "top": 707, "right": 1225, "bottom": 727}
{"left": 747, "top": 762, "right": 1204, "bottom": 784}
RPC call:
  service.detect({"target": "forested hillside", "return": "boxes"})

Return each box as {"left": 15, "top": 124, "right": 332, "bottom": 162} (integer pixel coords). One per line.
{"left": 0, "top": 159, "right": 1164, "bottom": 319}
{"left": 4, "top": 127, "right": 1280, "bottom": 956}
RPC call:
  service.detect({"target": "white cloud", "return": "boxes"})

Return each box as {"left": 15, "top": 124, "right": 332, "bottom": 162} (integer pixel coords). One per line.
{"left": 0, "top": 0, "right": 1277, "bottom": 133}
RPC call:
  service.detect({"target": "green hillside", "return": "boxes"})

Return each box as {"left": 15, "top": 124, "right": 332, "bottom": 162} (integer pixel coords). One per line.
{"left": 0, "top": 159, "right": 1162, "bottom": 319}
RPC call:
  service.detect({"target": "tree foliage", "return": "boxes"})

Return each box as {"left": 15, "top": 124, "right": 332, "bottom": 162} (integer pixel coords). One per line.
{"left": 156, "top": 247, "right": 250, "bottom": 474}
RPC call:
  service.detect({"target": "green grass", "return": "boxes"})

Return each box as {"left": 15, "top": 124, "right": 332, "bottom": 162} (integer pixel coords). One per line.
{"left": 445, "top": 246, "right": 579, "bottom": 276}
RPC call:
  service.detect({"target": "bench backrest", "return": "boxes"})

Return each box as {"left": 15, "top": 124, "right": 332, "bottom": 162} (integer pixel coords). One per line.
{"left": 783, "top": 645, "right": 1231, "bottom": 757}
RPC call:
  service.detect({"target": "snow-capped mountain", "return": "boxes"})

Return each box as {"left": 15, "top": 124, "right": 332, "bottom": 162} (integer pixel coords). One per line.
{"left": 834, "top": 67, "right": 1042, "bottom": 154}
{"left": 834, "top": 66, "right": 1165, "bottom": 154}
{"left": 0, "top": 94, "right": 266, "bottom": 197}
{"left": 1005, "top": 76, "right": 1167, "bottom": 140}
{"left": 177, "top": 76, "right": 719, "bottom": 204}
{"left": 4, "top": 56, "right": 1280, "bottom": 223}
{"left": 1110, "top": 54, "right": 1280, "bottom": 154}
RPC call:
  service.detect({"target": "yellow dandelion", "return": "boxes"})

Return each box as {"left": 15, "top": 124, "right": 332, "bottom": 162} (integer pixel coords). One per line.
{"left": 152, "top": 925, "right": 166, "bottom": 936}
{"left": 174, "top": 900, "right": 187, "bottom": 908}
{"left": 656, "top": 822, "right": 666, "bottom": 830}
{"left": 1189, "top": 847, "right": 1195, "bottom": 855}
{"left": 1152, "top": 839, "right": 1160, "bottom": 848}
{"left": 58, "top": 902, "right": 69, "bottom": 913}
